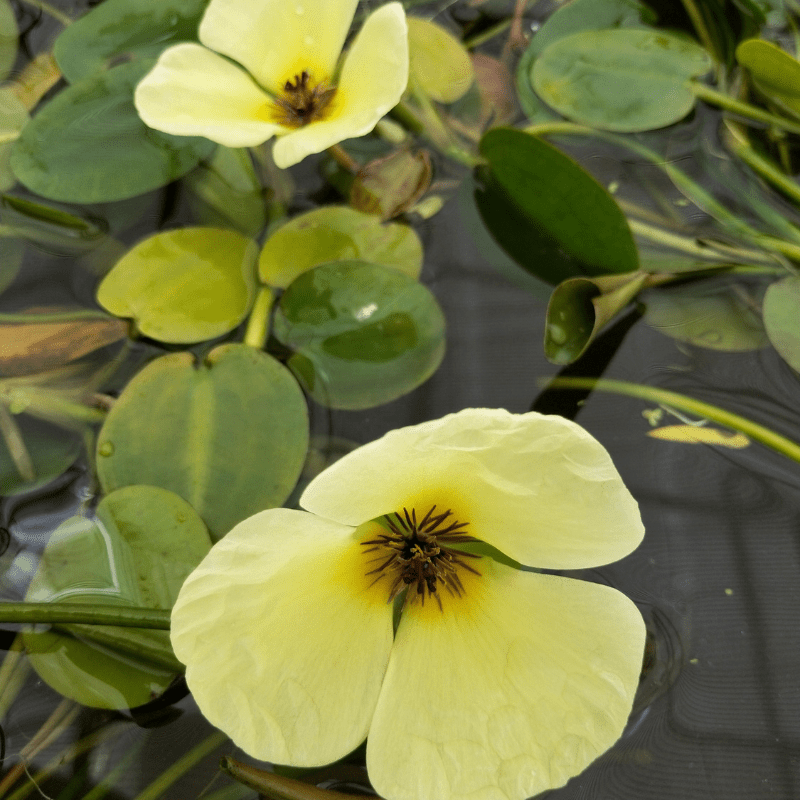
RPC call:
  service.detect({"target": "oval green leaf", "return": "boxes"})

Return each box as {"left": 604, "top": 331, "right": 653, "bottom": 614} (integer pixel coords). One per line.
{"left": 0, "top": 89, "right": 28, "bottom": 192}
{"left": 408, "top": 17, "right": 474, "bottom": 103}
{"left": 532, "top": 28, "right": 712, "bottom": 132}
{"left": 97, "top": 343, "right": 309, "bottom": 539}
{"left": 10, "top": 59, "right": 214, "bottom": 204}
{"left": 97, "top": 227, "right": 257, "bottom": 344}
{"left": 476, "top": 128, "right": 638, "bottom": 283}
{"left": 259, "top": 206, "right": 423, "bottom": 289}
{"left": 736, "top": 39, "right": 800, "bottom": 118}
{"left": 0, "top": 0, "right": 17, "bottom": 83}
{"left": 274, "top": 261, "right": 445, "bottom": 410}
{"left": 763, "top": 276, "right": 800, "bottom": 371}
{"left": 54, "top": 0, "right": 208, "bottom": 84}
{"left": 24, "top": 486, "right": 211, "bottom": 708}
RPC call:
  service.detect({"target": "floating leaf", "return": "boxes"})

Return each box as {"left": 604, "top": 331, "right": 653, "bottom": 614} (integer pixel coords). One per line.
{"left": 475, "top": 128, "right": 638, "bottom": 284}
{"left": 0, "top": 308, "right": 127, "bottom": 376}
{"left": 545, "top": 272, "right": 652, "bottom": 364}
{"left": 515, "top": 0, "right": 653, "bottom": 121}
{"left": 0, "top": 0, "right": 17, "bottom": 83}
{"left": 532, "top": 29, "right": 712, "bottom": 131}
{"left": 54, "top": 0, "right": 208, "bottom": 84}
{"left": 350, "top": 149, "right": 432, "bottom": 220}
{"left": 407, "top": 17, "right": 474, "bottom": 103}
{"left": 24, "top": 486, "right": 211, "bottom": 709}
{"left": 647, "top": 425, "right": 750, "bottom": 448}
{"left": 97, "top": 228, "right": 257, "bottom": 344}
{"left": 259, "top": 206, "right": 423, "bottom": 288}
{"left": 763, "top": 276, "right": 800, "bottom": 371}
{"left": 273, "top": 261, "right": 445, "bottom": 410}
{"left": 184, "top": 146, "right": 266, "bottom": 237}
{"left": 736, "top": 39, "right": 800, "bottom": 119}
{"left": 643, "top": 281, "right": 769, "bottom": 351}
{"left": 0, "top": 90, "right": 28, "bottom": 192}
{"left": 97, "top": 344, "right": 308, "bottom": 539}
{"left": 10, "top": 59, "right": 214, "bottom": 204}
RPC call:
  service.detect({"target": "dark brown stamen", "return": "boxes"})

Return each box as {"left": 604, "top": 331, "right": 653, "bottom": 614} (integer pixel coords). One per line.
{"left": 271, "top": 70, "right": 336, "bottom": 128}
{"left": 361, "top": 505, "right": 481, "bottom": 611}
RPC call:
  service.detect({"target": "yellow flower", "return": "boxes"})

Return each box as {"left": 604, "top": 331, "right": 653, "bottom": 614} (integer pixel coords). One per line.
{"left": 171, "top": 408, "right": 646, "bottom": 800}
{"left": 133, "top": 0, "right": 409, "bottom": 168}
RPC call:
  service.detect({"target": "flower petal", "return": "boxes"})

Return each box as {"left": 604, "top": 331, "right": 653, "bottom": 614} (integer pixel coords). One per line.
{"left": 271, "top": 3, "right": 409, "bottom": 168}
{"left": 134, "top": 43, "right": 286, "bottom": 147}
{"left": 171, "top": 508, "right": 393, "bottom": 766}
{"left": 367, "top": 562, "right": 645, "bottom": 800}
{"left": 198, "top": 0, "right": 358, "bottom": 93}
{"left": 300, "top": 408, "right": 644, "bottom": 569}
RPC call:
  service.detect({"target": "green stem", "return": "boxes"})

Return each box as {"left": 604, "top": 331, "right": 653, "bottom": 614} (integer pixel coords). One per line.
{"left": 243, "top": 285, "right": 276, "bottom": 350}
{"left": 542, "top": 377, "right": 800, "bottom": 464}
{"left": 0, "top": 602, "right": 171, "bottom": 629}
{"left": 463, "top": 18, "right": 511, "bottom": 49}
{"left": 679, "top": 0, "right": 717, "bottom": 61}
{"left": 132, "top": 731, "right": 228, "bottom": 800}
{"left": 690, "top": 81, "right": 800, "bottom": 136}
{"left": 0, "top": 309, "right": 113, "bottom": 323}
{"left": 18, "top": 0, "right": 72, "bottom": 25}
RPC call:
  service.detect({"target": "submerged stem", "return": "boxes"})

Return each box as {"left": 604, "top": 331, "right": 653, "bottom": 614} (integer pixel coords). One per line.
{"left": 0, "top": 602, "right": 171, "bottom": 629}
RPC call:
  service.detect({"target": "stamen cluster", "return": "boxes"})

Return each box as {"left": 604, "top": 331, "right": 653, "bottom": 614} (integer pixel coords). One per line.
{"left": 361, "top": 506, "right": 481, "bottom": 609}
{"left": 272, "top": 70, "right": 337, "bottom": 128}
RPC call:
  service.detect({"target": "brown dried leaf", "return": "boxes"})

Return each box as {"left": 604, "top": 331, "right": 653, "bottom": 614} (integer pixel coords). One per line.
{"left": 9, "top": 52, "right": 62, "bottom": 111}
{"left": 471, "top": 52, "right": 518, "bottom": 127}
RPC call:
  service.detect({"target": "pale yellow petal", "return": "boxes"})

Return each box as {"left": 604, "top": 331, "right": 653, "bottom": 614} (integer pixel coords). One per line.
{"left": 368, "top": 561, "right": 645, "bottom": 800}
{"left": 300, "top": 408, "right": 644, "bottom": 569}
{"left": 134, "top": 43, "right": 285, "bottom": 147}
{"left": 171, "top": 508, "right": 393, "bottom": 766}
{"left": 199, "top": 0, "right": 358, "bottom": 92}
{"left": 271, "top": 3, "right": 409, "bottom": 169}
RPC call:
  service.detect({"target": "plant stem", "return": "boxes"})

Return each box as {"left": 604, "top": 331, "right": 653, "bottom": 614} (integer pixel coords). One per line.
{"left": 19, "top": 0, "right": 72, "bottom": 25}
{"left": 326, "top": 144, "right": 360, "bottom": 174}
{"left": 0, "top": 602, "right": 171, "bottom": 629}
{"left": 243, "top": 285, "right": 276, "bottom": 350}
{"left": 0, "top": 309, "right": 113, "bottom": 323}
{"left": 680, "top": 0, "right": 717, "bottom": 60}
{"left": 542, "top": 377, "right": 800, "bottom": 464}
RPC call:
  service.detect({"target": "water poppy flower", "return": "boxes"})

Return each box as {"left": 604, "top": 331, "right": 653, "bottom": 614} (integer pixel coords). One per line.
{"left": 133, "top": 0, "right": 409, "bottom": 168}
{"left": 171, "top": 408, "right": 646, "bottom": 800}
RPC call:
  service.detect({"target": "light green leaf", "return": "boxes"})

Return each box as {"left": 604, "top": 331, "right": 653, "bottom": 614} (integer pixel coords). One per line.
{"left": 0, "top": 89, "right": 28, "bottom": 192}
{"left": 736, "top": 39, "right": 800, "bottom": 118}
{"left": 97, "top": 227, "right": 258, "bottom": 344}
{"left": 259, "top": 206, "right": 423, "bottom": 289}
{"left": 763, "top": 276, "right": 800, "bottom": 371}
{"left": 274, "top": 260, "right": 445, "bottom": 410}
{"left": 532, "top": 28, "right": 712, "bottom": 131}
{"left": 408, "top": 17, "right": 473, "bottom": 103}
{"left": 97, "top": 343, "right": 309, "bottom": 539}
{"left": 0, "top": 0, "right": 17, "bottom": 83}
{"left": 10, "top": 59, "right": 214, "bottom": 204}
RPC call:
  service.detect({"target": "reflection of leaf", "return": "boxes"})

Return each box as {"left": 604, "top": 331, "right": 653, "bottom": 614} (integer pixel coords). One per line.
{"left": 274, "top": 261, "right": 445, "bottom": 410}
{"left": 97, "top": 344, "right": 309, "bottom": 539}
{"left": 407, "top": 17, "right": 474, "bottom": 103}
{"left": 647, "top": 425, "right": 750, "bottom": 449}
{"left": 97, "top": 227, "right": 257, "bottom": 344}
{"left": 533, "top": 29, "right": 712, "bottom": 132}
{"left": 763, "top": 275, "right": 800, "bottom": 372}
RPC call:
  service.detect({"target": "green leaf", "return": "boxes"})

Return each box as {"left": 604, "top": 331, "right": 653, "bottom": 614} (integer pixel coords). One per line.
{"left": 407, "top": 17, "right": 473, "bottom": 103}
{"left": 10, "top": 59, "right": 214, "bottom": 204}
{"left": 97, "top": 227, "right": 258, "bottom": 344}
{"left": 0, "top": 89, "right": 28, "bottom": 192}
{"left": 97, "top": 343, "right": 309, "bottom": 539}
{"left": 184, "top": 146, "right": 267, "bottom": 237}
{"left": 475, "top": 128, "right": 638, "bottom": 284}
{"left": 274, "top": 261, "right": 445, "bottom": 410}
{"left": 516, "top": 0, "right": 653, "bottom": 121}
{"left": 763, "top": 276, "right": 800, "bottom": 371}
{"left": 532, "top": 28, "right": 712, "bottom": 132}
{"left": 736, "top": 39, "right": 800, "bottom": 118}
{"left": 643, "top": 281, "right": 769, "bottom": 351}
{"left": 23, "top": 486, "right": 211, "bottom": 709}
{"left": 258, "top": 206, "right": 423, "bottom": 289}
{"left": 0, "top": 0, "right": 17, "bottom": 83}
{"left": 54, "top": 0, "right": 208, "bottom": 84}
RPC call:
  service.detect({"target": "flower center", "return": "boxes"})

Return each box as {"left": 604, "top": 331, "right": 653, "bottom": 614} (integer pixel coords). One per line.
{"left": 271, "top": 70, "right": 336, "bottom": 128}
{"left": 360, "top": 506, "right": 481, "bottom": 610}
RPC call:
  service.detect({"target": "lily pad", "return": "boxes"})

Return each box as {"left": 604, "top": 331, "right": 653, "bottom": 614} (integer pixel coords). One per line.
{"left": 24, "top": 486, "right": 211, "bottom": 709}
{"left": 259, "top": 206, "right": 423, "bottom": 289}
{"left": 475, "top": 128, "right": 638, "bottom": 283}
{"left": 763, "top": 276, "right": 800, "bottom": 371}
{"left": 97, "top": 227, "right": 258, "bottom": 344}
{"left": 54, "top": 0, "right": 208, "bottom": 84}
{"left": 643, "top": 281, "right": 769, "bottom": 351}
{"left": 407, "top": 17, "right": 474, "bottom": 103}
{"left": 96, "top": 343, "right": 309, "bottom": 539}
{"left": 532, "top": 28, "right": 712, "bottom": 132}
{"left": 273, "top": 260, "right": 445, "bottom": 410}
{"left": 0, "top": 0, "right": 17, "bottom": 83}
{"left": 10, "top": 59, "right": 214, "bottom": 204}
{"left": 736, "top": 39, "right": 800, "bottom": 118}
